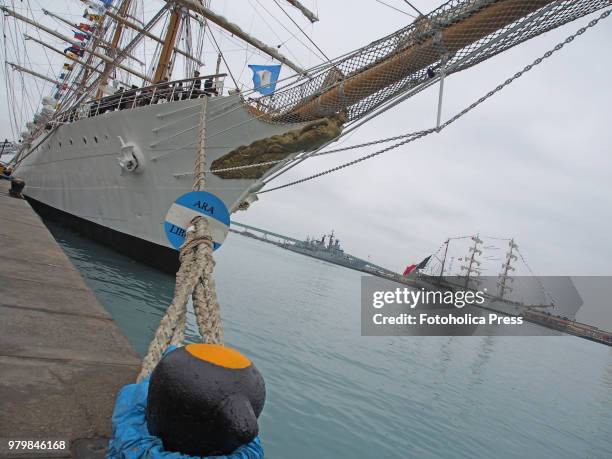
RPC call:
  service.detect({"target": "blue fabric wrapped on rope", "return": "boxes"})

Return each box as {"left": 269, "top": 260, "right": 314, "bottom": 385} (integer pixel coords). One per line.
{"left": 107, "top": 375, "right": 264, "bottom": 459}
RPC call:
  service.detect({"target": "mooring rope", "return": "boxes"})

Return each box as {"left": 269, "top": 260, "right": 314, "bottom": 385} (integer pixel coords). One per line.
{"left": 138, "top": 96, "right": 223, "bottom": 381}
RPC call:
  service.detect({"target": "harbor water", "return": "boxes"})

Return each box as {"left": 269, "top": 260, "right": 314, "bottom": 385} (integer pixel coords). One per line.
{"left": 46, "top": 222, "right": 612, "bottom": 459}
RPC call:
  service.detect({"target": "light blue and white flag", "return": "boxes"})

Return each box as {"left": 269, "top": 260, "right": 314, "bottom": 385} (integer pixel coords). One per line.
{"left": 163, "top": 191, "right": 230, "bottom": 251}
{"left": 248, "top": 64, "right": 281, "bottom": 96}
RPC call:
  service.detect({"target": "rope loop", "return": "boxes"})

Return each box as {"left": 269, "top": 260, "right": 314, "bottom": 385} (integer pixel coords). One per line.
{"left": 138, "top": 96, "right": 224, "bottom": 381}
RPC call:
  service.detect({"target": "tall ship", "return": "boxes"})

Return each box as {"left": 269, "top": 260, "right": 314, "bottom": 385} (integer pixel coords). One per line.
{"left": 1, "top": 0, "right": 609, "bottom": 271}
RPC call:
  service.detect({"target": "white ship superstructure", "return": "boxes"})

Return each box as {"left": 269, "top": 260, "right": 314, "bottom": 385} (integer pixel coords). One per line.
{"left": 17, "top": 90, "right": 305, "bottom": 253}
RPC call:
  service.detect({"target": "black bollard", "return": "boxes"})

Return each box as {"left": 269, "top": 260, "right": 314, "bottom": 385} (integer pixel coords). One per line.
{"left": 9, "top": 178, "right": 25, "bottom": 198}
{"left": 146, "top": 344, "right": 265, "bottom": 456}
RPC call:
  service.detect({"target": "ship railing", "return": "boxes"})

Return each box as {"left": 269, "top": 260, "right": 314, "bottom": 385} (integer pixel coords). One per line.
{"left": 54, "top": 74, "right": 227, "bottom": 125}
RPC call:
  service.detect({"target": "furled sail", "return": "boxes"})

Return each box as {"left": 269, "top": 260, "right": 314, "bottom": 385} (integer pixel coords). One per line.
{"left": 247, "top": 0, "right": 610, "bottom": 123}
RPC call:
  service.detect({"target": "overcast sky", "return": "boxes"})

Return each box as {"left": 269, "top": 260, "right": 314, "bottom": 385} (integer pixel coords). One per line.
{"left": 1, "top": 0, "right": 611, "bottom": 275}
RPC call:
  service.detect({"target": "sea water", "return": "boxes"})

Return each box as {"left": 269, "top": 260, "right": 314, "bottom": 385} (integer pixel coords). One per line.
{"left": 46, "top": 222, "right": 612, "bottom": 459}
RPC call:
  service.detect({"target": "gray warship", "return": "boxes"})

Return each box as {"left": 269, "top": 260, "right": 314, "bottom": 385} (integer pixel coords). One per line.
{"left": 283, "top": 230, "right": 404, "bottom": 278}
{"left": 230, "top": 222, "right": 404, "bottom": 279}
{"left": 285, "top": 231, "right": 369, "bottom": 269}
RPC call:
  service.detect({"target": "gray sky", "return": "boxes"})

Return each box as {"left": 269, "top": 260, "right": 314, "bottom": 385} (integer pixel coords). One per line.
{"left": 1, "top": 0, "right": 611, "bottom": 275}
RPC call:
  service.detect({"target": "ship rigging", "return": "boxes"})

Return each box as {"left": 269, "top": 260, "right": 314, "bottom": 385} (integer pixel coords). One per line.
{"left": 0, "top": 0, "right": 609, "bottom": 272}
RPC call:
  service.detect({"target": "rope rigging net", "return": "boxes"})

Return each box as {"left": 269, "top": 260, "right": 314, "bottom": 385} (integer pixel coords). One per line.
{"left": 196, "top": 0, "right": 607, "bottom": 183}
{"left": 248, "top": 0, "right": 610, "bottom": 124}
{"left": 256, "top": 7, "right": 611, "bottom": 193}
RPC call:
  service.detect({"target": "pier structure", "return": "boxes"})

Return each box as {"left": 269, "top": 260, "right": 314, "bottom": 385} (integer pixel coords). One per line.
{"left": 230, "top": 221, "right": 403, "bottom": 279}
{"left": 0, "top": 180, "right": 140, "bottom": 457}
{"left": 230, "top": 221, "right": 302, "bottom": 245}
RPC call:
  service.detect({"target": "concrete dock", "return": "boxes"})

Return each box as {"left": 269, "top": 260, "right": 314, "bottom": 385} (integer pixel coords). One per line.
{"left": 0, "top": 180, "right": 141, "bottom": 458}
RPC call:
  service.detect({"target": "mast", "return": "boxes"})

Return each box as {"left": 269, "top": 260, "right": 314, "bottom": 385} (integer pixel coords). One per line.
{"left": 106, "top": 8, "right": 203, "bottom": 65}
{"left": 41, "top": 9, "right": 144, "bottom": 66}
{"left": 169, "top": 0, "right": 306, "bottom": 74}
{"left": 8, "top": 62, "right": 66, "bottom": 87}
{"left": 24, "top": 35, "right": 132, "bottom": 89}
{"left": 284, "top": 0, "right": 319, "bottom": 23}
{"left": 108, "top": 2, "right": 144, "bottom": 26}
{"left": 97, "top": 0, "right": 132, "bottom": 98}
{"left": 0, "top": 6, "right": 152, "bottom": 83}
{"left": 498, "top": 239, "right": 517, "bottom": 299}
{"left": 214, "top": 52, "right": 222, "bottom": 86}
{"left": 438, "top": 238, "right": 449, "bottom": 282}
{"left": 153, "top": 5, "right": 183, "bottom": 82}
{"left": 62, "top": 7, "right": 170, "bottom": 108}
{"left": 42, "top": 8, "right": 85, "bottom": 31}
{"left": 7, "top": 62, "right": 83, "bottom": 97}
{"left": 77, "top": 11, "right": 107, "bottom": 95}
{"left": 462, "top": 235, "right": 482, "bottom": 289}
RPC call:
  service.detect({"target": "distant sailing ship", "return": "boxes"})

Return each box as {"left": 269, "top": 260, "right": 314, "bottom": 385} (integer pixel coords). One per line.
{"left": 2, "top": 0, "right": 608, "bottom": 271}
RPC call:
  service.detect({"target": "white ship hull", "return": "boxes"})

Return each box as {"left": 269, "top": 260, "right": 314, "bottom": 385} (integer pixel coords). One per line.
{"left": 16, "top": 94, "right": 304, "bottom": 270}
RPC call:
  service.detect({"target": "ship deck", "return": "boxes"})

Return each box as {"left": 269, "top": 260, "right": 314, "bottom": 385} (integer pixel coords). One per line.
{"left": 0, "top": 179, "right": 140, "bottom": 458}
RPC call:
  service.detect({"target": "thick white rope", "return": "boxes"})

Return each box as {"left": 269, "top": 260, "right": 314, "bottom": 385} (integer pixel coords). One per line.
{"left": 138, "top": 96, "right": 223, "bottom": 381}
